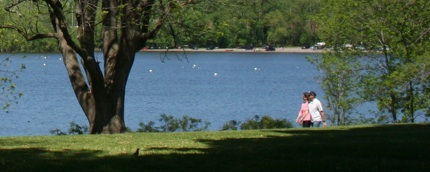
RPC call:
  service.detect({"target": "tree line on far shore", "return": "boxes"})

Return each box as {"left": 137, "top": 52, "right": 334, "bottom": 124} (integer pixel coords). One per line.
{"left": 0, "top": 0, "right": 321, "bottom": 53}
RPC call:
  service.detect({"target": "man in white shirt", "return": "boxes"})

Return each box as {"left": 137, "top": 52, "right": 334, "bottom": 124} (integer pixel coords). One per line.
{"left": 307, "top": 91, "right": 327, "bottom": 127}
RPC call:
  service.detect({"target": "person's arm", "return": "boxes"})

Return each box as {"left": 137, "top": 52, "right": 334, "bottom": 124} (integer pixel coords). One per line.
{"left": 317, "top": 100, "right": 327, "bottom": 127}
{"left": 296, "top": 104, "right": 306, "bottom": 124}
{"left": 320, "top": 111, "right": 327, "bottom": 127}
{"left": 296, "top": 110, "right": 304, "bottom": 123}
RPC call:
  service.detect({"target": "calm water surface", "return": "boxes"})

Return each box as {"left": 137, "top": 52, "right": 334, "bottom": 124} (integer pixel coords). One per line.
{"left": 1, "top": 52, "right": 325, "bottom": 136}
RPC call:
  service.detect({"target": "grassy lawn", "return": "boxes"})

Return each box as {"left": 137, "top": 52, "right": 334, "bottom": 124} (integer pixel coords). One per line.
{"left": 1, "top": 124, "right": 429, "bottom": 171}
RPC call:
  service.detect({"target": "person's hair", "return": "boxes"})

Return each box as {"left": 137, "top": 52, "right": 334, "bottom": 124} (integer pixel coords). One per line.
{"left": 303, "top": 92, "right": 310, "bottom": 97}
{"left": 308, "top": 91, "right": 316, "bottom": 97}
{"left": 302, "top": 92, "right": 309, "bottom": 103}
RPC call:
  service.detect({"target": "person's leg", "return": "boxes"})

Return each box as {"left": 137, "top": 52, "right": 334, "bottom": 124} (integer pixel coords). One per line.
{"left": 302, "top": 121, "right": 311, "bottom": 127}
{"left": 313, "top": 121, "right": 322, "bottom": 127}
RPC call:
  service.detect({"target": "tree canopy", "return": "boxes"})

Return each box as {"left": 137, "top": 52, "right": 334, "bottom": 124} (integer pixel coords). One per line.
{"left": 313, "top": 0, "right": 430, "bottom": 124}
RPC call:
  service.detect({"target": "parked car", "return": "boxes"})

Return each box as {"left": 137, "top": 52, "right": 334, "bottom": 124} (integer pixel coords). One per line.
{"left": 315, "top": 42, "right": 326, "bottom": 49}
{"left": 302, "top": 44, "right": 310, "bottom": 49}
{"left": 265, "top": 45, "right": 275, "bottom": 51}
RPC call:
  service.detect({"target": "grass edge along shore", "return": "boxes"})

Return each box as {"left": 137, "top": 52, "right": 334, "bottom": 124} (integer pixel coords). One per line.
{"left": 142, "top": 47, "right": 323, "bottom": 54}
{"left": 1, "top": 123, "right": 429, "bottom": 171}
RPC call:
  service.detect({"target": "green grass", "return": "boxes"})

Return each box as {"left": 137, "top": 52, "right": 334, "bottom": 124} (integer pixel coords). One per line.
{"left": 1, "top": 124, "right": 429, "bottom": 171}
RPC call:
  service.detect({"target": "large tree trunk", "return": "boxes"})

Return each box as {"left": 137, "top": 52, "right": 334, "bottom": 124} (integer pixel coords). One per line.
{"left": 30, "top": 0, "right": 183, "bottom": 134}
{"left": 51, "top": 0, "right": 131, "bottom": 134}
{"left": 59, "top": 37, "right": 133, "bottom": 134}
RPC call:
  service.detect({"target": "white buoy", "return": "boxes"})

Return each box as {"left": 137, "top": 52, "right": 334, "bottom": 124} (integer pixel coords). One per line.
{"left": 149, "top": 69, "right": 153, "bottom": 73}
{"left": 214, "top": 73, "right": 218, "bottom": 77}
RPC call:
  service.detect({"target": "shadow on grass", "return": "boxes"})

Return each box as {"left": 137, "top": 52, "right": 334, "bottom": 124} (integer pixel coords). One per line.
{"left": 1, "top": 124, "right": 429, "bottom": 171}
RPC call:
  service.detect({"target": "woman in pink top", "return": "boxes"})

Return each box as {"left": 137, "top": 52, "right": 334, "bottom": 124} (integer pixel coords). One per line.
{"left": 296, "top": 92, "right": 311, "bottom": 127}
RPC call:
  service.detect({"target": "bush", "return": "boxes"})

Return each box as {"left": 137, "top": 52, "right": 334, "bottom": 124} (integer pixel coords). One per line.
{"left": 241, "top": 115, "right": 293, "bottom": 130}
{"left": 136, "top": 121, "right": 159, "bottom": 132}
{"left": 222, "top": 115, "right": 293, "bottom": 131}
{"left": 137, "top": 114, "right": 211, "bottom": 132}
{"left": 221, "top": 120, "right": 241, "bottom": 130}
{"left": 50, "top": 122, "right": 88, "bottom": 135}
{"left": 68, "top": 122, "right": 89, "bottom": 134}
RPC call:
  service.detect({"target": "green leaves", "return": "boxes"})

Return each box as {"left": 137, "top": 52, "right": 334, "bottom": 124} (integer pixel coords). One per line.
{"left": 314, "top": 0, "right": 430, "bottom": 123}
{"left": 307, "top": 51, "right": 363, "bottom": 125}
{"left": 236, "top": 115, "right": 293, "bottom": 130}
{"left": 0, "top": 57, "right": 25, "bottom": 112}
{"left": 137, "top": 114, "right": 211, "bottom": 132}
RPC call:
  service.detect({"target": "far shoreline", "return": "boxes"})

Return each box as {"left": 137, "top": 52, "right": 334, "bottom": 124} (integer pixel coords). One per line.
{"left": 141, "top": 47, "right": 323, "bottom": 54}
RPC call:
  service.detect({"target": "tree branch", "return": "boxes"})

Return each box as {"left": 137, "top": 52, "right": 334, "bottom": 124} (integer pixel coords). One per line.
{"left": 142, "top": 1, "right": 174, "bottom": 40}
{"left": 44, "top": 0, "right": 86, "bottom": 57}
{"left": 140, "top": 0, "right": 202, "bottom": 41}
{"left": 0, "top": 25, "right": 57, "bottom": 40}
{"left": 3, "top": 0, "right": 26, "bottom": 14}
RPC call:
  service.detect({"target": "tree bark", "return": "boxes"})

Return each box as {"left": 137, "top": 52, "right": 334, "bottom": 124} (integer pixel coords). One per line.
{"left": 48, "top": 0, "right": 136, "bottom": 134}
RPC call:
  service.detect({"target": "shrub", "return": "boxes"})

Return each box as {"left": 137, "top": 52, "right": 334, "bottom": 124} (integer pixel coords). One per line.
{"left": 221, "top": 120, "right": 241, "bottom": 130}
{"left": 137, "top": 114, "right": 211, "bottom": 132}
{"left": 68, "top": 121, "right": 89, "bottom": 134}
{"left": 50, "top": 122, "right": 88, "bottom": 135}
{"left": 136, "top": 121, "right": 159, "bottom": 132}
{"left": 240, "top": 115, "right": 293, "bottom": 130}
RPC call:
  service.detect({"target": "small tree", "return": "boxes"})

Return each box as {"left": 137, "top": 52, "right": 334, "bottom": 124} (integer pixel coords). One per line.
{"left": 239, "top": 115, "right": 293, "bottom": 130}
{"left": 306, "top": 51, "right": 363, "bottom": 125}
{"left": 315, "top": 0, "right": 430, "bottom": 123}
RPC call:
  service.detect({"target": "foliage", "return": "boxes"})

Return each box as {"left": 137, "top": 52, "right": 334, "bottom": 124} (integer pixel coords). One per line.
{"left": 237, "top": 115, "right": 293, "bottom": 130}
{"left": 314, "top": 0, "right": 430, "bottom": 123}
{"left": 306, "top": 52, "right": 363, "bottom": 126}
{"left": 1, "top": 0, "right": 323, "bottom": 52}
{"left": 0, "top": 1, "right": 57, "bottom": 52}
{"left": 49, "top": 122, "right": 89, "bottom": 135}
{"left": 137, "top": 114, "right": 211, "bottom": 132}
{"left": 221, "top": 120, "right": 241, "bottom": 130}
{"left": 136, "top": 121, "right": 159, "bottom": 133}
{"left": 0, "top": 57, "right": 25, "bottom": 112}
{"left": 221, "top": 115, "right": 294, "bottom": 131}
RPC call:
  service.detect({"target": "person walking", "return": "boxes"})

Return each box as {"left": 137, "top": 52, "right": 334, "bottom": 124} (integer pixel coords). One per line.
{"left": 307, "top": 91, "right": 327, "bottom": 127}
{"left": 296, "top": 92, "right": 311, "bottom": 127}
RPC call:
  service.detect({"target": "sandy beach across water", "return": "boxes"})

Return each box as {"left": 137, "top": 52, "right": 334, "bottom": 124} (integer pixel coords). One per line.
{"left": 142, "top": 47, "right": 323, "bottom": 54}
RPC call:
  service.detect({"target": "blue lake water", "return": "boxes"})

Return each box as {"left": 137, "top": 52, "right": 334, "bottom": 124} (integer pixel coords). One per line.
{"left": 1, "top": 52, "right": 328, "bottom": 136}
